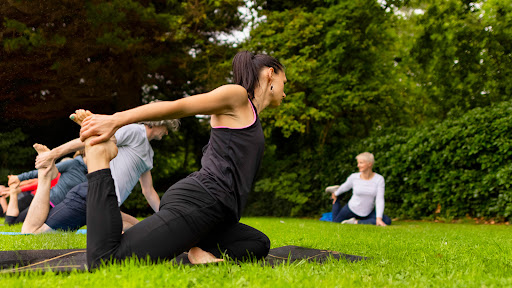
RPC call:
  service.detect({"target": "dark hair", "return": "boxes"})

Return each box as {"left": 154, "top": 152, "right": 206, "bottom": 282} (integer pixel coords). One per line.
{"left": 232, "top": 51, "right": 284, "bottom": 99}
{"left": 140, "top": 100, "right": 180, "bottom": 131}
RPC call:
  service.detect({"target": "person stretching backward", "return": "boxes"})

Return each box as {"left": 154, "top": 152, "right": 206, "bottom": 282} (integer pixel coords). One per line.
{"left": 64, "top": 51, "right": 287, "bottom": 268}
{"left": 326, "top": 152, "right": 392, "bottom": 226}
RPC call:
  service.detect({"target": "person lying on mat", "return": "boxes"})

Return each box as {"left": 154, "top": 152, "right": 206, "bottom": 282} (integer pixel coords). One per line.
{"left": 68, "top": 51, "right": 287, "bottom": 268}
{"left": 21, "top": 118, "right": 178, "bottom": 234}
{"left": 3, "top": 152, "right": 86, "bottom": 225}
{"left": 327, "top": 152, "right": 392, "bottom": 226}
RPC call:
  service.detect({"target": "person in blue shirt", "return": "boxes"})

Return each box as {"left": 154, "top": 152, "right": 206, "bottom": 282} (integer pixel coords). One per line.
{"left": 4, "top": 151, "right": 87, "bottom": 225}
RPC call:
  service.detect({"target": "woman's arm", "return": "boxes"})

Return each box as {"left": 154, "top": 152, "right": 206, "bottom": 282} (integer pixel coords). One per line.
{"left": 16, "top": 158, "right": 73, "bottom": 182}
{"left": 81, "top": 85, "right": 248, "bottom": 145}
{"left": 16, "top": 169, "right": 38, "bottom": 182}
{"left": 334, "top": 174, "right": 355, "bottom": 196}
{"left": 375, "top": 177, "right": 386, "bottom": 226}
{"left": 35, "top": 139, "right": 85, "bottom": 169}
{"left": 331, "top": 175, "right": 355, "bottom": 204}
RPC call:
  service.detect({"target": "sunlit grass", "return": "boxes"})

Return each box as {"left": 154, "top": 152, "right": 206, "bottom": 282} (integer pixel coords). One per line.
{"left": 1, "top": 218, "right": 511, "bottom": 287}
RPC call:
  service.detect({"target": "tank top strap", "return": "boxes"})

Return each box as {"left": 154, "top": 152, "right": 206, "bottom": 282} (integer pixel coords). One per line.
{"left": 248, "top": 97, "right": 258, "bottom": 116}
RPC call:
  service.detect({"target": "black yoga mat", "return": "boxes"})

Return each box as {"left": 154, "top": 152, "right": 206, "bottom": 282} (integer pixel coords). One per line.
{"left": 0, "top": 245, "right": 367, "bottom": 273}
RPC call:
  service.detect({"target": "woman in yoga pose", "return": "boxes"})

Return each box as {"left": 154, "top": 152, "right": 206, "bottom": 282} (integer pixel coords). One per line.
{"left": 63, "top": 51, "right": 286, "bottom": 268}
{"left": 3, "top": 150, "right": 86, "bottom": 225}
{"left": 327, "top": 152, "right": 392, "bottom": 226}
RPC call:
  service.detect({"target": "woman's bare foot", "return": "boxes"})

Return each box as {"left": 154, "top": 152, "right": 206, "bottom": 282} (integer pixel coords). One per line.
{"left": 33, "top": 143, "right": 58, "bottom": 180}
{"left": 69, "top": 109, "right": 92, "bottom": 126}
{"left": 71, "top": 109, "right": 118, "bottom": 172}
{"left": 188, "top": 247, "right": 224, "bottom": 264}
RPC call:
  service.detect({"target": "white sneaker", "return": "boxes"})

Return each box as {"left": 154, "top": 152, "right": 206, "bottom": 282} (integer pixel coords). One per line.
{"left": 341, "top": 217, "right": 358, "bottom": 224}
{"left": 325, "top": 185, "right": 340, "bottom": 194}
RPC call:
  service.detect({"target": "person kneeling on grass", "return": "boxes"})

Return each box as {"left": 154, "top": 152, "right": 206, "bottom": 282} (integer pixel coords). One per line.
{"left": 21, "top": 117, "right": 178, "bottom": 234}
{"left": 326, "top": 152, "right": 392, "bottom": 226}
{"left": 72, "top": 51, "right": 286, "bottom": 268}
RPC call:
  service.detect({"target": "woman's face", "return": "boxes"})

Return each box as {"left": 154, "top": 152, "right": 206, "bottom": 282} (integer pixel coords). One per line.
{"left": 357, "top": 158, "right": 373, "bottom": 173}
{"left": 269, "top": 71, "right": 287, "bottom": 107}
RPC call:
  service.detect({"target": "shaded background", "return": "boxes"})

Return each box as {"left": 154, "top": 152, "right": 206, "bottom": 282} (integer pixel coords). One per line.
{"left": 1, "top": 0, "right": 511, "bottom": 220}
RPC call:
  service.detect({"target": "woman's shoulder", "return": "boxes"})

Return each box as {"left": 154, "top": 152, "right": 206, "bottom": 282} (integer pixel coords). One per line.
{"left": 208, "top": 84, "right": 249, "bottom": 108}
{"left": 216, "top": 84, "right": 248, "bottom": 96}
{"left": 373, "top": 173, "right": 385, "bottom": 182}
{"left": 349, "top": 173, "right": 360, "bottom": 179}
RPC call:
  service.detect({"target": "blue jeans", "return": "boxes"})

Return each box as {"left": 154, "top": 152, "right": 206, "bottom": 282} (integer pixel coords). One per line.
{"left": 332, "top": 199, "right": 392, "bottom": 225}
{"left": 45, "top": 182, "right": 88, "bottom": 231}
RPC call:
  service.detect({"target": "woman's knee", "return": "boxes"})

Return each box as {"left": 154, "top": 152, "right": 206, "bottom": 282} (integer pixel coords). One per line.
{"left": 258, "top": 233, "right": 271, "bottom": 257}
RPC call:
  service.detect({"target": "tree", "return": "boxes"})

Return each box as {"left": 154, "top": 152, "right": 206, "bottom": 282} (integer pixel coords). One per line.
{"left": 0, "top": 0, "right": 244, "bottom": 199}
{"left": 243, "top": 0, "right": 407, "bottom": 216}
{"left": 0, "top": 0, "right": 244, "bottom": 122}
{"left": 407, "top": 0, "right": 512, "bottom": 118}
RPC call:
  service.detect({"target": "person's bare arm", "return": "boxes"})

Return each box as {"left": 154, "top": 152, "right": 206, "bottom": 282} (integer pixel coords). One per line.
{"left": 20, "top": 179, "right": 37, "bottom": 186}
{"left": 0, "top": 185, "right": 7, "bottom": 213}
{"left": 139, "top": 170, "right": 160, "bottom": 212}
{"left": 0, "top": 196, "right": 7, "bottom": 214}
{"left": 6, "top": 185, "right": 21, "bottom": 217}
{"left": 80, "top": 85, "right": 248, "bottom": 145}
{"left": 0, "top": 185, "right": 10, "bottom": 197}
{"left": 35, "top": 138, "right": 84, "bottom": 168}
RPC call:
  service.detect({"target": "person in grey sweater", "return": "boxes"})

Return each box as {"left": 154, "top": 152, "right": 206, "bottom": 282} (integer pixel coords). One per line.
{"left": 327, "top": 152, "right": 392, "bottom": 226}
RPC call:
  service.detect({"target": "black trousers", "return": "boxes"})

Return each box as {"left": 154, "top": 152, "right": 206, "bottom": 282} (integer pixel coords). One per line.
{"left": 86, "top": 169, "right": 270, "bottom": 269}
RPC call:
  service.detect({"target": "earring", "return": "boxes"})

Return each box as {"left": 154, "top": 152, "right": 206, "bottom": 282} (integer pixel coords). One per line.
{"left": 270, "top": 84, "right": 274, "bottom": 94}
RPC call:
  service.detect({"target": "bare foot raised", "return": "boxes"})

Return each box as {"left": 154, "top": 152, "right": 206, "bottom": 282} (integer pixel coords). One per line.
{"left": 69, "top": 109, "right": 93, "bottom": 126}
{"left": 9, "top": 185, "right": 22, "bottom": 197}
{"left": 33, "top": 143, "right": 58, "bottom": 180}
{"left": 188, "top": 247, "right": 224, "bottom": 264}
{"left": 71, "top": 109, "right": 118, "bottom": 172}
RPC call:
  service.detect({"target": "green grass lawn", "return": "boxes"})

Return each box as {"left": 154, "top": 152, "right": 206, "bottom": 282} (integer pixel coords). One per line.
{"left": 1, "top": 218, "right": 511, "bottom": 287}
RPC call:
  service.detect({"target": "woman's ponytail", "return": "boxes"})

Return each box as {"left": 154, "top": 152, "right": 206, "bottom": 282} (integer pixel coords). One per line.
{"left": 232, "top": 51, "right": 284, "bottom": 99}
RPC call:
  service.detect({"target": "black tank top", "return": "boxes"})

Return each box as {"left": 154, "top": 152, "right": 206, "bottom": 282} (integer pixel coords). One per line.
{"left": 188, "top": 99, "right": 265, "bottom": 221}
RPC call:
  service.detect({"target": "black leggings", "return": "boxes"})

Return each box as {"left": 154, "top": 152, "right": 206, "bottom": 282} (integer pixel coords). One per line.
{"left": 86, "top": 169, "right": 270, "bottom": 269}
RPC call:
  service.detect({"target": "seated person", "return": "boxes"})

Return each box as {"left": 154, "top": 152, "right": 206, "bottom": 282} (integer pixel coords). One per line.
{"left": 20, "top": 111, "right": 179, "bottom": 234}
{"left": 3, "top": 152, "right": 85, "bottom": 225}
{"left": 328, "top": 152, "right": 392, "bottom": 226}
{"left": 1, "top": 178, "right": 58, "bottom": 224}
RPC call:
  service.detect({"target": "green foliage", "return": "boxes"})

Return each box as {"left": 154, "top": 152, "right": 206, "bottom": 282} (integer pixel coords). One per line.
{"left": 247, "top": 0, "right": 407, "bottom": 140}
{"left": 243, "top": 0, "right": 512, "bottom": 220}
{"left": 2, "top": 0, "right": 512, "bottom": 220}
{"left": 2, "top": 18, "right": 46, "bottom": 52}
{"left": 0, "top": 129, "right": 36, "bottom": 184}
{"left": 244, "top": 0, "right": 410, "bottom": 217}
{"left": 0, "top": 0, "right": 244, "bottom": 120}
{"left": 406, "top": 0, "right": 512, "bottom": 118}
{"left": 331, "top": 101, "right": 512, "bottom": 220}
{"left": 247, "top": 101, "right": 512, "bottom": 220}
